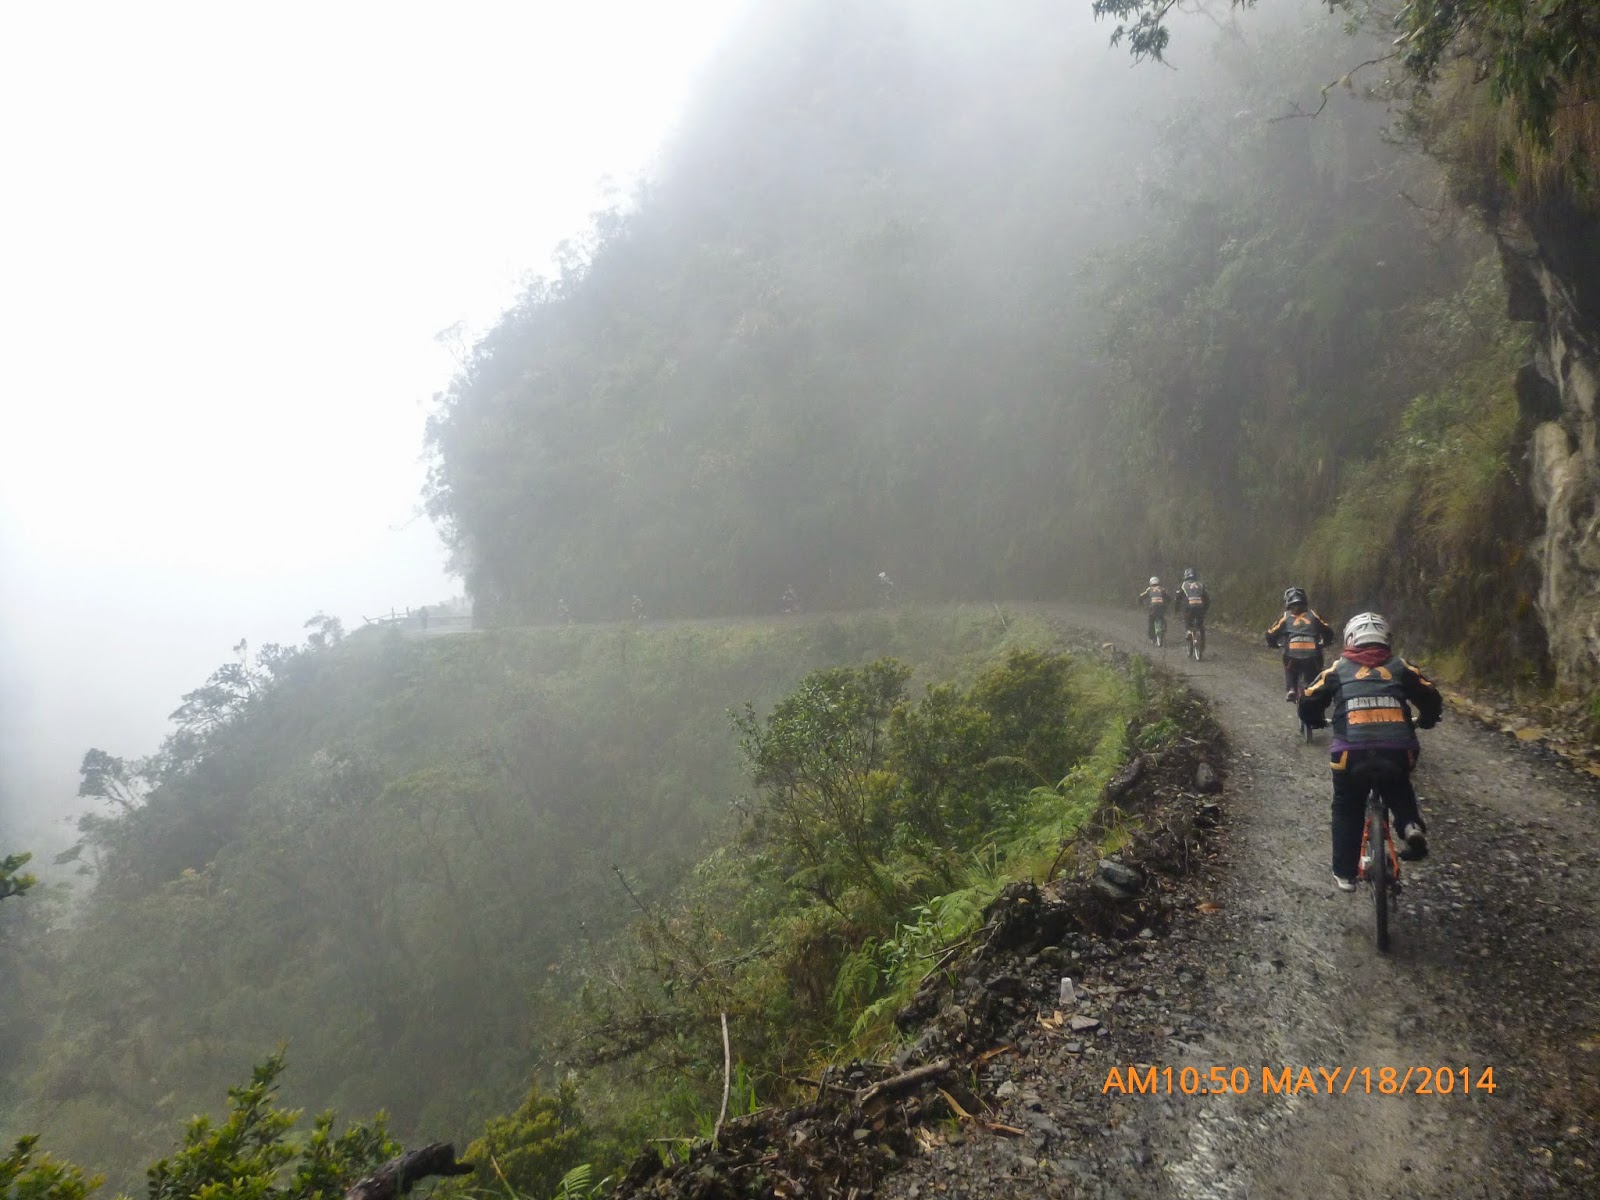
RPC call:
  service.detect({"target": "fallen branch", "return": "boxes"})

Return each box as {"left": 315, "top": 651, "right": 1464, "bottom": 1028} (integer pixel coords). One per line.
{"left": 344, "top": 1144, "right": 472, "bottom": 1200}
{"left": 855, "top": 1059, "right": 952, "bottom": 1108}
{"left": 920, "top": 937, "right": 971, "bottom": 980}
{"left": 789, "top": 1075, "right": 858, "bottom": 1098}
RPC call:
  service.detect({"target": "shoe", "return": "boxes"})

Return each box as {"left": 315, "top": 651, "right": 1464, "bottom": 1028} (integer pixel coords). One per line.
{"left": 1285, "top": 690, "right": 1296, "bottom": 703}
{"left": 1399, "top": 824, "right": 1428, "bottom": 861}
{"left": 1333, "top": 875, "right": 1357, "bottom": 892}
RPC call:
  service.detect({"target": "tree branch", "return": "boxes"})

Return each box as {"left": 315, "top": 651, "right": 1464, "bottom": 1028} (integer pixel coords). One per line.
{"left": 1269, "top": 53, "right": 1397, "bottom": 123}
{"left": 344, "top": 1143, "right": 472, "bottom": 1200}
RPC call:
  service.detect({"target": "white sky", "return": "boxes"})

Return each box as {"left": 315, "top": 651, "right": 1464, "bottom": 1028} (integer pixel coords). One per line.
{"left": 0, "top": 0, "right": 744, "bottom": 842}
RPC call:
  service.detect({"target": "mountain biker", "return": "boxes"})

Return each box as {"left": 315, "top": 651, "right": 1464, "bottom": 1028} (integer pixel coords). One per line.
{"left": 1265, "top": 588, "right": 1335, "bottom": 702}
{"left": 1137, "top": 576, "right": 1169, "bottom": 644}
{"left": 1298, "top": 612, "right": 1443, "bottom": 892}
{"left": 781, "top": 584, "right": 800, "bottom": 614}
{"left": 1176, "top": 567, "right": 1210, "bottom": 642}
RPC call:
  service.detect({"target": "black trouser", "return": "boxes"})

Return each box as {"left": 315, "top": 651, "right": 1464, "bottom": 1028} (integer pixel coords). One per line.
{"left": 1284, "top": 654, "right": 1323, "bottom": 694}
{"left": 1182, "top": 608, "right": 1206, "bottom": 633}
{"left": 1331, "top": 748, "right": 1423, "bottom": 879}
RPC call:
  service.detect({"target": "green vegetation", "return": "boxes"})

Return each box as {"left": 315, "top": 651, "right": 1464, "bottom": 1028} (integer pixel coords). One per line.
{"left": 1083, "top": 29, "right": 1542, "bottom": 677}
{"left": 2, "top": 1053, "right": 396, "bottom": 1200}
{"left": 2, "top": 1137, "right": 99, "bottom": 1200}
{"left": 1297, "top": 257, "right": 1542, "bottom": 682}
{"left": 0, "top": 852, "right": 33, "bottom": 902}
{"left": 1093, "top": 1, "right": 1600, "bottom": 157}
{"left": 571, "top": 647, "right": 1145, "bottom": 1115}
{"left": 3, "top": 607, "right": 1061, "bottom": 1191}
{"left": 3, "top": 609, "right": 1188, "bottom": 1199}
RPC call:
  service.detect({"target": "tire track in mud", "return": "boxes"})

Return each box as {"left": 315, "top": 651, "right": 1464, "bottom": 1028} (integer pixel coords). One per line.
{"left": 1038, "top": 605, "right": 1600, "bottom": 1199}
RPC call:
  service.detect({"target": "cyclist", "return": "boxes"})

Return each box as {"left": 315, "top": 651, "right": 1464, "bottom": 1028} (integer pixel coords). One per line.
{"left": 1298, "top": 612, "right": 1442, "bottom": 891}
{"left": 781, "top": 584, "right": 800, "bottom": 614}
{"left": 556, "top": 598, "right": 572, "bottom": 625}
{"left": 1176, "top": 567, "right": 1210, "bottom": 646}
{"left": 1137, "top": 576, "right": 1169, "bottom": 644}
{"left": 1266, "top": 587, "right": 1335, "bottom": 702}
{"left": 630, "top": 595, "right": 646, "bottom": 622}
{"left": 877, "top": 571, "right": 896, "bottom": 604}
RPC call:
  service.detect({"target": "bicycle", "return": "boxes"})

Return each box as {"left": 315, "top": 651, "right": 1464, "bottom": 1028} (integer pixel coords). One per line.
{"left": 1150, "top": 612, "right": 1167, "bottom": 648}
{"left": 1288, "top": 659, "right": 1325, "bottom": 743}
{"left": 1356, "top": 776, "right": 1403, "bottom": 953}
{"left": 1185, "top": 621, "right": 1205, "bottom": 661}
{"left": 1291, "top": 676, "right": 1314, "bottom": 742}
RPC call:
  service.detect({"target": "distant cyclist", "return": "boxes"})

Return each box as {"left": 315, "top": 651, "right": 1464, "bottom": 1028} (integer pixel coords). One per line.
{"left": 1298, "top": 612, "right": 1442, "bottom": 891}
{"left": 877, "top": 571, "right": 896, "bottom": 605}
{"left": 1176, "top": 567, "right": 1210, "bottom": 642}
{"left": 1137, "top": 576, "right": 1169, "bottom": 644}
{"left": 557, "top": 598, "right": 572, "bottom": 625}
{"left": 781, "top": 584, "right": 800, "bottom": 614}
{"left": 1266, "top": 587, "right": 1334, "bottom": 702}
{"left": 630, "top": 595, "right": 646, "bottom": 622}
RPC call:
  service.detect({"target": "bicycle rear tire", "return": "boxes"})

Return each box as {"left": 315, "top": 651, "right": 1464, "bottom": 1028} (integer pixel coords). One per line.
{"left": 1369, "top": 795, "right": 1390, "bottom": 952}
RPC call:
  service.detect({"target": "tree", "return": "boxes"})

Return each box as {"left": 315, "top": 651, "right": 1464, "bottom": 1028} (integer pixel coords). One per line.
{"left": 76, "top": 750, "right": 151, "bottom": 812}
{"left": 145, "top": 1051, "right": 396, "bottom": 1200}
{"left": 1, "top": 1137, "right": 100, "bottom": 1200}
{"left": 303, "top": 614, "right": 345, "bottom": 651}
{"left": 0, "top": 852, "right": 34, "bottom": 902}
{"left": 1090, "top": 1, "right": 1600, "bottom": 144}
{"left": 733, "top": 659, "right": 912, "bottom": 907}
{"left": 458, "top": 1078, "right": 590, "bottom": 1200}
{"left": 167, "top": 640, "right": 264, "bottom": 736}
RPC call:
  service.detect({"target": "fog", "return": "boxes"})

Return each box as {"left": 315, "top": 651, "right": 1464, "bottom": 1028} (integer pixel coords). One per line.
{"left": 1, "top": 0, "right": 1362, "bottom": 846}
{"left": 4, "top": 0, "right": 1507, "bottom": 1187}
{"left": 0, "top": 0, "right": 744, "bottom": 846}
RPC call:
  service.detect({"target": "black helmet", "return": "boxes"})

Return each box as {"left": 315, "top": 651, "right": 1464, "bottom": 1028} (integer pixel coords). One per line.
{"left": 1183, "top": 567, "right": 1196, "bottom": 581}
{"left": 1284, "top": 587, "right": 1307, "bottom": 607}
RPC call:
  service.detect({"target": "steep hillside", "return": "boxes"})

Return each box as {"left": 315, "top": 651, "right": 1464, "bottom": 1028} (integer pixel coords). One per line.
{"left": 3, "top": 608, "right": 1059, "bottom": 1188}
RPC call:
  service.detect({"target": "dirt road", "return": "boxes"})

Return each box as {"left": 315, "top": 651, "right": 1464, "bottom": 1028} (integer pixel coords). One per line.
{"left": 900, "top": 604, "right": 1600, "bottom": 1198}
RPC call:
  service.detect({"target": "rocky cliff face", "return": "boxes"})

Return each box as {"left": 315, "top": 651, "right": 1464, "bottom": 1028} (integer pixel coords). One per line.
{"left": 1501, "top": 201, "right": 1600, "bottom": 692}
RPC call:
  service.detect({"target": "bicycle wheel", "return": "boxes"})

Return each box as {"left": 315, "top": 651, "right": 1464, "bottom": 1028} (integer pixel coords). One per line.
{"left": 1195, "top": 627, "right": 1205, "bottom": 661}
{"left": 1369, "top": 795, "right": 1390, "bottom": 953}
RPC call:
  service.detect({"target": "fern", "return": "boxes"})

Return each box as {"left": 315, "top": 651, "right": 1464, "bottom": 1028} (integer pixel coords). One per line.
{"left": 550, "top": 1164, "right": 599, "bottom": 1200}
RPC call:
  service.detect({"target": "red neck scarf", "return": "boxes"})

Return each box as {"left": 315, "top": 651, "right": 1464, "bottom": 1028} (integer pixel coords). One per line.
{"left": 1343, "top": 646, "right": 1391, "bottom": 668}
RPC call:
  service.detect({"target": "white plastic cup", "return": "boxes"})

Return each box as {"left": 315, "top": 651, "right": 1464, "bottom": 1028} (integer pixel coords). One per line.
{"left": 1058, "top": 977, "right": 1076, "bottom": 1005}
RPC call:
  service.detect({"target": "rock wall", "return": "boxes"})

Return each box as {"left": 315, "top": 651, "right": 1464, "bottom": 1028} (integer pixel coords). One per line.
{"left": 1500, "top": 201, "right": 1600, "bottom": 692}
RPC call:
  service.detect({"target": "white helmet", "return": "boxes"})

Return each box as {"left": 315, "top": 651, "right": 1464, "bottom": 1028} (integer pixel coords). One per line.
{"left": 1149, "top": 576, "right": 1160, "bottom": 586}
{"left": 1343, "top": 612, "right": 1391, "bottom": 649}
